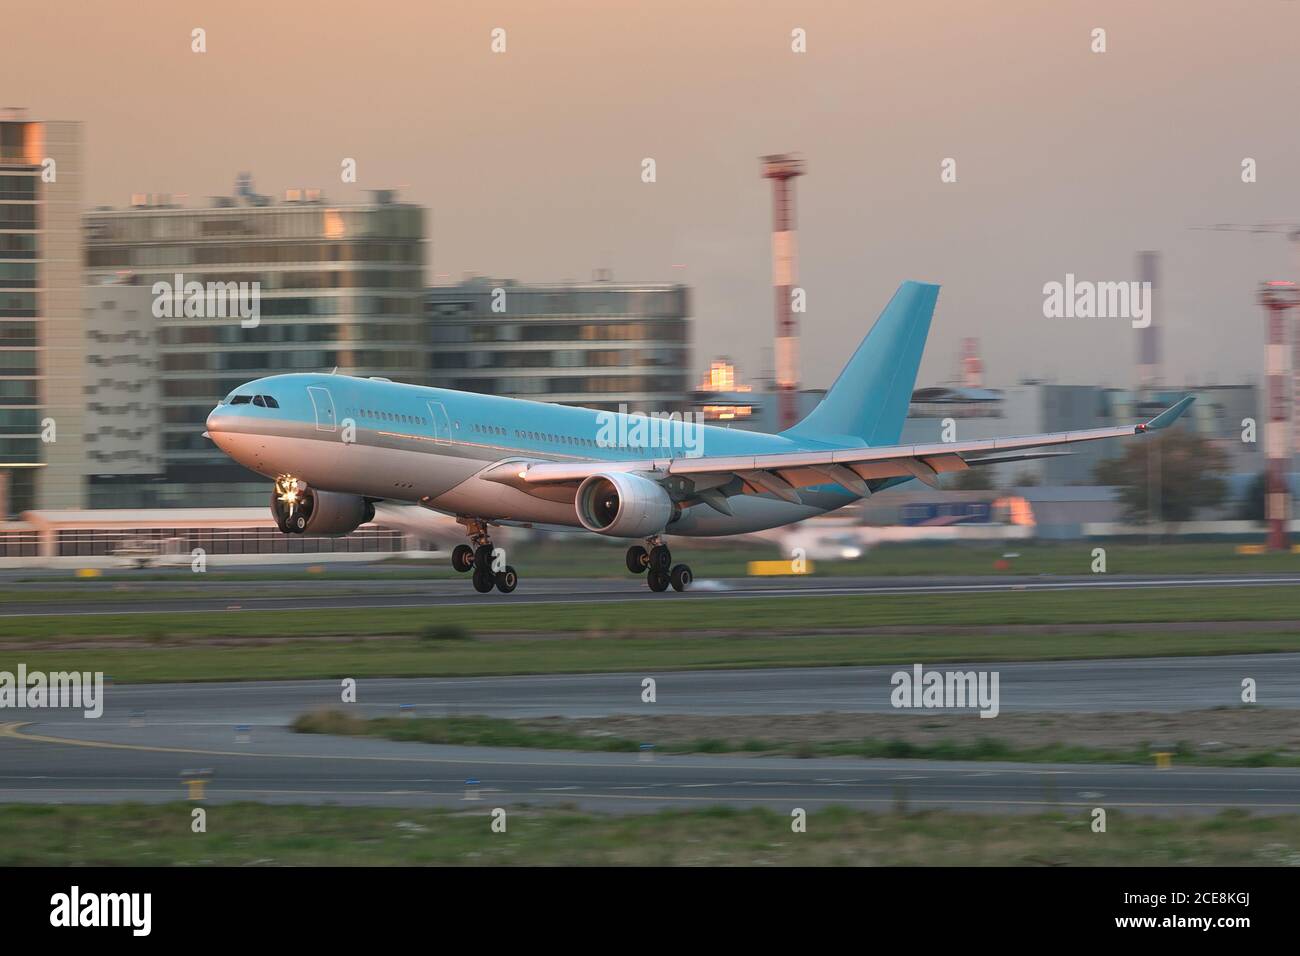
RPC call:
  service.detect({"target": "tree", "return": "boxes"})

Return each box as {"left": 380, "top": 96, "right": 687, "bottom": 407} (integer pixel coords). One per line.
{"left": 948, "top": 467, "right": 995, "bottom": 491}
{"left": 1235, "top": 471, "right": 1266, "bottom": 523}
{"left": 1011, "top": 469, "right": 1041, "bottom": 488}
{"left": 1092, "top": 430, "right": 1228, "bottom": 523}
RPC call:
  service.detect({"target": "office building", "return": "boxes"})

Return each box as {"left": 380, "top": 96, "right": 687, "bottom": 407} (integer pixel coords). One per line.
{"left": 426, "top": 276, "right": 691, "bottom": 413}
{"left": 0, "top": 110, "right": 84, "bottom": 514}
{"left": 83, "top": 282, "right": 162, "bottom": 505}
{"left": 84, "top": 179, "right": 426, "bottom": 506}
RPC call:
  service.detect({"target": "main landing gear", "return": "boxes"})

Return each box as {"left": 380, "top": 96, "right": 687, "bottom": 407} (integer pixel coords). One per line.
{"left": 451, "top": 518, "right": 518, "bottom": 594}
{"left": 626, "top": 538, "right": 692, "bottom": 592}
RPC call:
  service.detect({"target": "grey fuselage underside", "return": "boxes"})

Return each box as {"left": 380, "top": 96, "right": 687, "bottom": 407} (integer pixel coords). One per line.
{"left": 209, "top": 415, "right": 864, "bottom": 537}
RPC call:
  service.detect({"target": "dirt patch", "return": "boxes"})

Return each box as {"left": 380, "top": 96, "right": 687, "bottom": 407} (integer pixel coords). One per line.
{"left": 7, "top": 619, "right": 1300, "bottom": 651}
{"left": 519, "top": 709, "right": 1300, "bottom": 753}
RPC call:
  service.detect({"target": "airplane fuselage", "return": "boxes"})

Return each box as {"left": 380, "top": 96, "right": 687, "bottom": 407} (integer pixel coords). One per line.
{"left": 205, "top": 372, "right": 863, "bottom": 536}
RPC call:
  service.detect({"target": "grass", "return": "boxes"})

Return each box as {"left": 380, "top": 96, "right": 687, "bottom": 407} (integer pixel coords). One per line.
{"left": 0, "top": 802, "right": 1296, "bottom": 866}
{"left": 0, "top": 587, "right": 354, "bottom": 605}
{"left": 3, "top": 586, "right": 1299, "bottom": 641}
{"left": 7, "top": 626, "right": 1300, "bottom": 684}
{"left": 293, "top": 710, "right": 1300, "bottom": 768}
{"left": 2, "top": 586, "right": 1297, "bottom": 684}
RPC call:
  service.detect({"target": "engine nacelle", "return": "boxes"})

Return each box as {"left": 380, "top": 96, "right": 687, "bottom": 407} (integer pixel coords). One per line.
{"left": 575, "top": 472, "right": 674, "bottom": 538}
{"left": 271, "top": 488, "right": 374, "bottom": 536}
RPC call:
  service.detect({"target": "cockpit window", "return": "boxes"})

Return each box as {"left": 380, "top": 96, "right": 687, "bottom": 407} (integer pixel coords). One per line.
{"left": 262, "top": 395, "right": 280, "bottom": 408}
{"left": 231, "top": 395, "right": 253, "bottom": 405}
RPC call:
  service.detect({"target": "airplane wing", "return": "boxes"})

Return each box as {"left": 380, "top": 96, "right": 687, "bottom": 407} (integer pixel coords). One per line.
{"left": 481, "top": 396, "right": 1194, "bottom": 514}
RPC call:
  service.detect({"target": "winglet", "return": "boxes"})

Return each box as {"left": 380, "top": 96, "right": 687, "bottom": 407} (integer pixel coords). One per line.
{"left": 1137, "top": 395, "right": 1195, "bottom": 433}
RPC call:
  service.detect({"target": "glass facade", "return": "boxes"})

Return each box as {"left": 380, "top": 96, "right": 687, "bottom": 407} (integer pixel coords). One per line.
{"left": 0, "top": 120, "right": 49, "bottom": 513}
{"left": 425, "top": 279, "right": 692, "bottom": 413}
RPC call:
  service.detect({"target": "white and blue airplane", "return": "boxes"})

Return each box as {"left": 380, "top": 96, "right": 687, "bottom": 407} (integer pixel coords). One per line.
{"left": 205, "top": 281, "right": 1193, "bottom": 594}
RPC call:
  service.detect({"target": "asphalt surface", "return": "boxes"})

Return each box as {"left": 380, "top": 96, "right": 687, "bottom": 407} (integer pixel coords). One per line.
{"left": 1, "top": 656, "right": 1296, "bottom": 814}
{"left": 3, "top": 571, "right": 1299, "bottom": 615}
{"left": 11, "top": 655, "right": 1299, "bottom": 720}
{"left": 4, "top": 722, "right": 1297, "bottom": 814}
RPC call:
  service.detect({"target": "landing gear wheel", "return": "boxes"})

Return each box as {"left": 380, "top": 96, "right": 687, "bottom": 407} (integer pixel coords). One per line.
{"left": 472, "top": 567, "right": 495, "bottom": 593}
{"left": 670, "top": 564, "right": 693, "bottom": 592}
{"left": 291, "top": 513, "right": 308, "bottom": 533}
{"left": 275, "top": 511, "right": 291, "bottom": 534}
{"left": 625, "top": 545, "right": 649, "bottom": 574}
{"left": 647, "top": 568, "right": 670, "bottom": 592}
{"left": 474, "top": 544, "right": 494, "bottom": 571}
{"left": 495, "top": 566, "right": 518, "bottom": 593}
{"left": 451, "top": 544, "right": 474, "bottom": 573}
{"left": 648, "top": 545, "right": 672, "bottom": 573}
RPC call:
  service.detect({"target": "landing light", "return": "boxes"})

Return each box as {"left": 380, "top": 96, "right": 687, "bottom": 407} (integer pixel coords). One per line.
{"left": 276, "top": 475, "right": 304, "bottom": 516}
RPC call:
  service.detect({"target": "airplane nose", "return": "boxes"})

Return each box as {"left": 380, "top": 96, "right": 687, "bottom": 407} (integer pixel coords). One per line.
{"left": 205, "top": 407, "right": 232, "bottom": 438}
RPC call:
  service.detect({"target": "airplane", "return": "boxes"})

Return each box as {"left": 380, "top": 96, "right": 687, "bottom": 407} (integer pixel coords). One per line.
{"left": 204, "top": 280, "right": 1194, "bottom": 594}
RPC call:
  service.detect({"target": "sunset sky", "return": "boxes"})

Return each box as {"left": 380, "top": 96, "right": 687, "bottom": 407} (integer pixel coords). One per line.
{"left": 6, "top": 0, "right": 1299, "bottom": 390}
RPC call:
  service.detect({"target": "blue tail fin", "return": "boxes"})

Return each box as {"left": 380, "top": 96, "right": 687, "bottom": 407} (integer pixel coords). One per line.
{"left": 783, "top": 280, "right": 940, "bottom": 446}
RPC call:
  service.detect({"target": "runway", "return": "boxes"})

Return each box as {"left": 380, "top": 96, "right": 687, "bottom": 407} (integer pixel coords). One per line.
{"left": 13, "top": 653, "right": 1300, "bottom": 719}
{"left": 3, "top": 571, "right": 1299, "bottom": 616}
{"left": 3, "top": 720, "right": 1297, "bottom": 814}
{"left": 1, "top": 655, "right": 1296, "bottom": 814}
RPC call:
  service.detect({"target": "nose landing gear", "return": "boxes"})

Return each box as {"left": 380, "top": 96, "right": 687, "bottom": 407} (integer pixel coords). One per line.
{"left": 272, "top": 476, "right": 313, "bottom": 534}
{"left": 628, "top": 538, "right": 692, "bottom": 592}
{"left": 453, "top": 518, "right": 519, "bottom": 594}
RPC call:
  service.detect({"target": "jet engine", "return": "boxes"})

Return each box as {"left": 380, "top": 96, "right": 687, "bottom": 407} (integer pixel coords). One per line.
{"left": 575, "top": 472, "right": 674, "bottom": 538}
{"left": 271, "top": 480, "right": 375, "bottom": 536}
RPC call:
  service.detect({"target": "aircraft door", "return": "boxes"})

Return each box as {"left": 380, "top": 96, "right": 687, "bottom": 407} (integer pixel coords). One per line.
{"left": 307, "top": 386, "right": 337, "bottom": 432}
{"left": 426, "top": 401, "right": 452, "bottom": 445}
